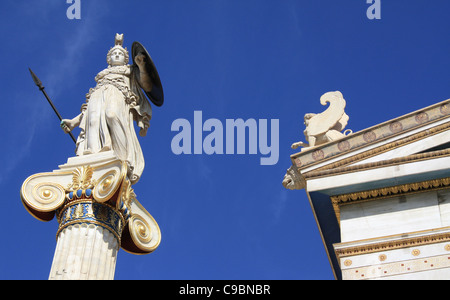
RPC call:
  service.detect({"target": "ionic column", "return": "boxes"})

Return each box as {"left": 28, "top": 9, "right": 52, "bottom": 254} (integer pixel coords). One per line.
{"left": 21, "top": 153, "right": 161, "bottom": 280}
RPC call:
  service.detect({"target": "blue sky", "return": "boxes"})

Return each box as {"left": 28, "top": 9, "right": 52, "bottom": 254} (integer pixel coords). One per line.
{"left": 0, "top": 1, "right": 449, "bottom": 280}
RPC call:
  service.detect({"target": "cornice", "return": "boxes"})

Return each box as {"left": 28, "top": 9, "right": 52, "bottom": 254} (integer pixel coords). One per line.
{"left": 334, "top": 227, "right": 450, "bottom": 259}
{"left": 305, "top": 148, "right": 450, "bottom": 180}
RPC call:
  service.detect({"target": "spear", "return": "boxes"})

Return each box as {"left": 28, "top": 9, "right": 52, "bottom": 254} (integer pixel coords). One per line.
{"left": 28, "top": 68, "right": 77, "bottom": 144}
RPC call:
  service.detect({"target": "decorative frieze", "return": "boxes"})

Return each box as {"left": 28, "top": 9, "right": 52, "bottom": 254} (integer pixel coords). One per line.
{"left": 342, "top": 253, "right": 450, "bottom": 280}
{"left": 56, "top": 199, "right": 125, "bottom": 243}
{"left": 335, "top": 228, "right": 450, "bottom": 279}
{"left": 331, "top": 177, "right": 450, "bottom": 224}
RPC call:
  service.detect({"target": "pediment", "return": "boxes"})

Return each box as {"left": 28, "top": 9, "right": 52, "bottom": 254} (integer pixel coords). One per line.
{"left": 291, "top": 99, "right": 450, "bottom": 176}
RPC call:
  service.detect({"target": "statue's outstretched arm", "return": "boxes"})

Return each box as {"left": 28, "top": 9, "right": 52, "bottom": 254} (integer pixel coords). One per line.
{"left": 61, "top": 113, "right": 82, "bottom": 133}
{"left": 60, "top": 103, "right": 86, "bottom": 133}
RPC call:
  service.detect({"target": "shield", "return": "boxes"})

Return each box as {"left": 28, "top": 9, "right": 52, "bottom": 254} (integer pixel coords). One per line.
{"left": 131, "top": 41, "right": 164, "bottom": 107}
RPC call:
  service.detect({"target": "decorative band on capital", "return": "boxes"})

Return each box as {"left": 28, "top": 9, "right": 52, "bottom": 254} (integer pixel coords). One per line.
{"left": 56, "top": 199, "right": 125, "bottom": 243}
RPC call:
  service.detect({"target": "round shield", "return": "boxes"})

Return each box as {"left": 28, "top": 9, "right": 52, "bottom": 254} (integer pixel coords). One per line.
{"left": 132, "top": 41, "right": 164, "bottom": 107}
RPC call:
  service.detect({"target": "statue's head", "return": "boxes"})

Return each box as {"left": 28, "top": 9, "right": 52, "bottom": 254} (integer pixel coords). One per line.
{"left": 303, "top": 113, "right": 316, "bottom": 126}
{"left": 107, "top": 33, "right": 129, "bottom": 66}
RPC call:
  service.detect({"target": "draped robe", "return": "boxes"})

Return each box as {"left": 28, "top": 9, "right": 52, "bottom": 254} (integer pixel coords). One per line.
{"left": 75, "top": 65, "right": 152, "bottom": 184}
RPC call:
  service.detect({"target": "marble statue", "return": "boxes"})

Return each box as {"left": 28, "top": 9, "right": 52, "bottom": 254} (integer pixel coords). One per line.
{"left": 291, "top": 91, "right": 352, "bottom": 150}
{"left": 22, "top": 34, "right": 164, "bottom": 279}
{"left": 61, "top": 34, "right": 163, "bottom": 184}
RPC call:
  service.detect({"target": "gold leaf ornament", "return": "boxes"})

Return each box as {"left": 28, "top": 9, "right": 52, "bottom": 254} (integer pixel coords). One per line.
{"left": 93, "top": 170, "right": 120, "bottom": 202}
{"left": 68, "top": 166, "right": 95, "bottom": 191}
{"left": 28, "top": 182, "right": 66, "bottom": 212}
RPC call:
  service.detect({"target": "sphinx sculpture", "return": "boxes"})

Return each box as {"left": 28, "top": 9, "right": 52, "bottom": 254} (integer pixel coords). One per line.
{"left": 283, "top": 91, "right": 352, "bottom": 190}
{"left": 291, "top": 91, "right": 352, "bottom": 151}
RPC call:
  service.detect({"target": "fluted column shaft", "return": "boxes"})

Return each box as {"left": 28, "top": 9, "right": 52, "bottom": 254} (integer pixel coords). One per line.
{"left": 49, "top": 224, "right": 119, "bottom": 280}
{"left": 48, "top": 190, "right": 126, "bottom": 280}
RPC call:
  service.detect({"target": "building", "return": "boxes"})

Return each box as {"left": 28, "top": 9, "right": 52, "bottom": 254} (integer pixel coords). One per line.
{"left": 284, "top": 92, "right": 450, "bottom": 279}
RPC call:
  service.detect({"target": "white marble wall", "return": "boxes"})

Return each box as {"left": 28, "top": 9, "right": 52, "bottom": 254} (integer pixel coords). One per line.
{"left": 340, "top": 189, "right": 450, "bottom": 242}
{"left": 337, "top": 189, "right": 450, "bottom": 279}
